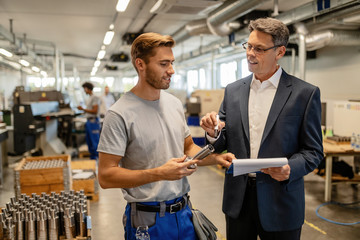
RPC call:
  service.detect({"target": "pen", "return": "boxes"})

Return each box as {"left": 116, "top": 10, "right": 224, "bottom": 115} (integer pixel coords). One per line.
{"left": 214, "top": 114, "right": 219, "bottom": 138}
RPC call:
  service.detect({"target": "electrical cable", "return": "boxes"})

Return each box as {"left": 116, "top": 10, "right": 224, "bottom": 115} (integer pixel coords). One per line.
{"left": 316, "top": 200, "right": 360, "bottom": 225}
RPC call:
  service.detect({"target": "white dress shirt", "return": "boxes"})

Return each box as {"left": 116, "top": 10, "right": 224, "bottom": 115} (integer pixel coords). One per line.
{"left": 249, "top": 67, "right": 282, "bottom": 159}
{"left": 206, "top": 67, "right": 283, "bottom": 162}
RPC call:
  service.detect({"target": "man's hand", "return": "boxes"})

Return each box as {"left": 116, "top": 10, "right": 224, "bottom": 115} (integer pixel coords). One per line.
{"left": 77, "top": 106, "right": 84, "bottom": 111}
{"left": 158, "top": 155, "right": 198, "bottom": 180}
{"left": 212, "top": 153, "right": 234, "bottom": 168}
{"left": 200, "top": 111, "right": 225, "bottom": 138}
{"left": 261, "top": 164, "right": 290, "bottom": 181}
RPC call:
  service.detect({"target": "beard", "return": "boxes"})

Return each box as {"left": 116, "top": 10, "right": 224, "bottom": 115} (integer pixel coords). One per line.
{"left": 145, "top": 68, "right": 170, "bottom": 90}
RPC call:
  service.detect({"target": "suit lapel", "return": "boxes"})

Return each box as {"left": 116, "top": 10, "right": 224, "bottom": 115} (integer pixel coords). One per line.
{"left": 261, "top": 71, "right": 293, "bottom": 145}
{"left": 239, "top": 76, "right": 251, "bottom": 142}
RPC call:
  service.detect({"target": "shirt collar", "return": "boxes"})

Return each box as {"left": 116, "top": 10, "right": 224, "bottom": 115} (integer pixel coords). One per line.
{"left": 251, "top": 66, "right": 282, "bottom": 89}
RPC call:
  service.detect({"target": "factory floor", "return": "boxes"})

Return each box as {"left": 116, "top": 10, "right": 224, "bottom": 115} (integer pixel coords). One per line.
{"left": 1, "top": 156, "right": 360, "bottom": 240}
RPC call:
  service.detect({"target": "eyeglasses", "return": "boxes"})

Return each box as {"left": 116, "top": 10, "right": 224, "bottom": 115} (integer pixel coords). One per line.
{"left": 242, "top": 42, "right": 281, "bottom": 55}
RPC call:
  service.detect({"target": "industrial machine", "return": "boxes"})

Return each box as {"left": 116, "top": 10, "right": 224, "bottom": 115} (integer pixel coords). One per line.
{"left": 11, "top": 87, "right": 78, "bottom": 155}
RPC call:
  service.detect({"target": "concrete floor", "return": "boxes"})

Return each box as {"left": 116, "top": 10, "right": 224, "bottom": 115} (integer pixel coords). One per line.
{"left": 1, "top": 158, "right": 360, "bottom": 240}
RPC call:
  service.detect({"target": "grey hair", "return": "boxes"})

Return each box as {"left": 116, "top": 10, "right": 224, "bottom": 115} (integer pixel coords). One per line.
{"left": 248, "top": 17, "right": 289, "bottom": 47}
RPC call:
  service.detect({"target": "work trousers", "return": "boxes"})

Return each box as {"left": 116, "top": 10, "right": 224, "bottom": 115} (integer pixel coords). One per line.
{"left": 226, "top": 177, "right": 302, "bottom": 240}
{"left": 124, "top": 196, "right": 197, "bottom": 240}
{"left": 85, "top": 118, "right": 100, "bottom": 160}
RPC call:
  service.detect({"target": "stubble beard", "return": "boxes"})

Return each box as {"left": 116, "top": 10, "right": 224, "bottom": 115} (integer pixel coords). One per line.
{"left": 145, "top": 68, "right": 170, "bottom": 90}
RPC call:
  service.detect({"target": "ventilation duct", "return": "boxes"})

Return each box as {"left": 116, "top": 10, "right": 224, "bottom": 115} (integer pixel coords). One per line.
{"left": 305, "top": 29, "right": 360, "bottom": 51}
{"left": 173, "top": 0, "right": 270, "bottom": 43}
{"left": 150, "top": 0, "right": 221, "bottom": 15}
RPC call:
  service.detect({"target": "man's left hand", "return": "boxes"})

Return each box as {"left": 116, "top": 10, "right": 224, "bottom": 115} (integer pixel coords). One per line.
{"left": 261, "top": 164, "right": 290, "bottom": 181}
{"left": 213, "top": 152, "right": 235, "bottom": 169}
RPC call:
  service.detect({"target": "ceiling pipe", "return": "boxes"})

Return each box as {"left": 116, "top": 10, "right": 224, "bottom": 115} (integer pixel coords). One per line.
{"left": 207, "top": 0, "right": 268, "bottom": 36}
{"left": 173, "top": 0, "right": 270, "bottom": 43}
{"left": 0, "top": 24, "right": 52, "bottom": 70}
{"left": 305, "top": 29, "right": 360, "bottom": 51}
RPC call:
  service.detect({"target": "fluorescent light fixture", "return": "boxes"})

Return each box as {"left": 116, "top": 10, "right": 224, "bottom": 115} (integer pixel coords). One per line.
{"left": 8, "top": 61, "right": 21, "bottom": 70}
{"left": 0, "top": 48, "right": 13, "bottom": 57}
{"left": 32, "top": 66, "right": 40, "bottom": 72}
{"left": 19, "top": 59, "right": 30, "bottom": 67}
{"left": 103, "top": 31, "right": 115, "bottom": 45}
{"left": 150, "top": 0, "right": 163, "bottom": 13}
{"left": 40, "top": 71, "right": 47, "bottom": 77}
{"left": 97, "top": 50, "right": 106, "bottom": 59}
{"left": 116, "top": 0, "right": 130, "bottom": 12}
{"left": 22, "top": 67, "right": 33, "bottom": 74}
{"left": 94, "top": 60, "right": 101, "bottom": 67}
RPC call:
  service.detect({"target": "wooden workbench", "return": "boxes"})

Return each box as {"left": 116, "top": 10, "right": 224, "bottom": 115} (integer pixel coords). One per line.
{"left": 322, "top": 140, "right": 360, "bottom": 202}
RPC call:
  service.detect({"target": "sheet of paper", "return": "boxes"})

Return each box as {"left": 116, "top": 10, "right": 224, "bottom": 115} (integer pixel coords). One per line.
{"left": 72, "top": 171, "right": 94, "bottom": 180}
{"left": 233, "top": 158, "right": 288, "bottom": 176}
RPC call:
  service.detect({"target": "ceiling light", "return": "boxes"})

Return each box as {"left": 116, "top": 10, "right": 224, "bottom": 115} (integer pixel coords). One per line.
{"left": 8, "top": 61, "right": 21, "bottom": 70}
{"left": 19, "top": 59, "right": 30, "bottom": 67}
{"left": 97, "top": 50, "right": 106, "bottom": 59}
{"left": 116, "top": 0, "right": 130, "bottom": 12}
{"left": 0, "top": 48, "right": 13, "bottom": 57}
{"left": 40, "top": 71, "right": 47, "bottom": 77}
{"left": 32, "top": 66, "right": 40, "bottom": 72}
{"left": 103, "top": 31, "right": 115, "bottom": 45}
{"left": 109, "top": 24, "right": 115, "bottom": 30}
{"left": 22, "top": 67, "right": 33, "bottom": 74}
{"left": 94, "top": 60, "right": 101, "bottom": 67}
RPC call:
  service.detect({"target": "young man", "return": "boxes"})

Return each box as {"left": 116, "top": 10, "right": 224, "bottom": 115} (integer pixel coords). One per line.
{"left": 97, "top": 32, "right": 234, "bottom": 240}
{"left": 77, "top": 82, "right": 101, "bottom": 160}
{"left": 200, "top": 18, "right": 323, "bottom": 240}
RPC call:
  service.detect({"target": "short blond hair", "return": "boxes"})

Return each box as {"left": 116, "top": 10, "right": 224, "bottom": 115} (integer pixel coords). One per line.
{"left": 131, "top": 32, "right": 175, "bottom": 72}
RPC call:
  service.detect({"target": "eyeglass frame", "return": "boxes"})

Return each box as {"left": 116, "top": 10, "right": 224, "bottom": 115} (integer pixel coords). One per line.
{"left": 242, "top": 42, "right": 282, "bottom": 55}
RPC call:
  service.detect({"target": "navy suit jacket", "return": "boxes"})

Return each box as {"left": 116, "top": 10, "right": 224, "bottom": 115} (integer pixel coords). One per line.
{"left": 213, "top": 70, "right": 323, "bottom": 231}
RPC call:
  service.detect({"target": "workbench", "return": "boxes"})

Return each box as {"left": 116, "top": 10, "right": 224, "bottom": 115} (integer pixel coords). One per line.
{"left": 323, "top": 141, "right": 360, "bottom": 202}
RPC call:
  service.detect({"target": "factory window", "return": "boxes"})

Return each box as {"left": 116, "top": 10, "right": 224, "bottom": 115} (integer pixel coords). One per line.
{"left": 172, "top": 74, "right": 183, "bottom": 89}
{"left": 199, "top": 68, "right": 206, "bottom": 89}
{"left": 105, "top": 77, "right": 115, "bottom": 87}
{"left": 220, "top": 61, "right": 237, "bottom": 88}
{"left": 122, "top": 76, "right": 138, "bottom": 92}
{"left": 27, "top": 76, "right": 55, "bottom": 89}
{"left": 241, "top": 58, "right": 251, "bottom": 78}
{"left": 187, "top": 70, "right": 199, "bottom": 95}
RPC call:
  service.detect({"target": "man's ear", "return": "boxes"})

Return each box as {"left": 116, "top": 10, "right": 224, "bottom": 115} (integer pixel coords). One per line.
{"left": 135, "top": 58, "right": 145, "bottom": 70}
{"left": 276, "top": 46, "right": 286, "bottom": 60}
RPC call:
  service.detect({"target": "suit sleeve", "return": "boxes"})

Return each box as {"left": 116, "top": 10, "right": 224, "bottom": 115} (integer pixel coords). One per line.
{"left": 288, "top": 87, "right": 324, "bottom": 183}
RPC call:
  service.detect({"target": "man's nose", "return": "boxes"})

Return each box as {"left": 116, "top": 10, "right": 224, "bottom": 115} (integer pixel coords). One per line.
{"left": 167, "top": 64, "right": 175, "bottom": 75}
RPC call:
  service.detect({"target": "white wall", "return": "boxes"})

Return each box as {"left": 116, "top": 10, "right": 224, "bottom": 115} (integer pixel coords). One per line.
{"left": 305, "top": 46, "right": 360, "bottom": 101}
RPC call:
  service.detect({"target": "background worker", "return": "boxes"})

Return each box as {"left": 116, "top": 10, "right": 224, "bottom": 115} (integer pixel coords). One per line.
{"left": 97, "top": 32, "right": 234, "bottom": 240}
{"left": 200, "top": 17, "right": 323, "bottom": 240}
{"left": 77, "top": 82, "right": 101, "bottom": 160}
{"left": 100, "top": 85, "right": 116, "bottom": 117}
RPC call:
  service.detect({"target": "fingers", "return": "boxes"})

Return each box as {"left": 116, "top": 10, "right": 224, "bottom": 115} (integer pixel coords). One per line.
{"left": 200, "top": 112, "right": 224, "bottom": 137}
{"left": 213, "top": 153, "right": 234, "bottom": 168}
{"left": 261, "top": 164, "right": 290, "bottom": 181}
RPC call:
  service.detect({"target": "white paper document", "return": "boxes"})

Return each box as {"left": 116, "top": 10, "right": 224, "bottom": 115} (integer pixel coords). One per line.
{"left": 233, "top": 158, "right": 288, "bottom": 176}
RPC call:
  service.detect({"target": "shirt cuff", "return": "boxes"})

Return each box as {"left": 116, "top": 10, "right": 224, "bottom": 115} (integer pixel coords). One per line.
{"left": 206, "top": 132, "right": 220, "bottom": 144}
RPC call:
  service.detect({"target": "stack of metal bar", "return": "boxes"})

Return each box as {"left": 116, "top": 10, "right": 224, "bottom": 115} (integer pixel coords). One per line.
{"left": 0, "top": 190, "right": 89, "bottom": 240}
{"left": 14, "top": 158, "right": 71, "bottom": 199}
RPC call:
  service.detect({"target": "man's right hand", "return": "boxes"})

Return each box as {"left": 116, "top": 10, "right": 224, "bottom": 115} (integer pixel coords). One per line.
{"left": 158, "top": 155, "right": 198, "bottom": 181}
{"left": 200, "top": 111, "right": 225, "bottom": 138}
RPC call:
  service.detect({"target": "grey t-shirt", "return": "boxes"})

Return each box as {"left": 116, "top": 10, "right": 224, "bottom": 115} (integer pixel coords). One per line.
{"left": 85, "top": 94, "right": 100, "bottom": 118}
{"left": 97, "top": 91, "right": 191, "bottom": 202}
